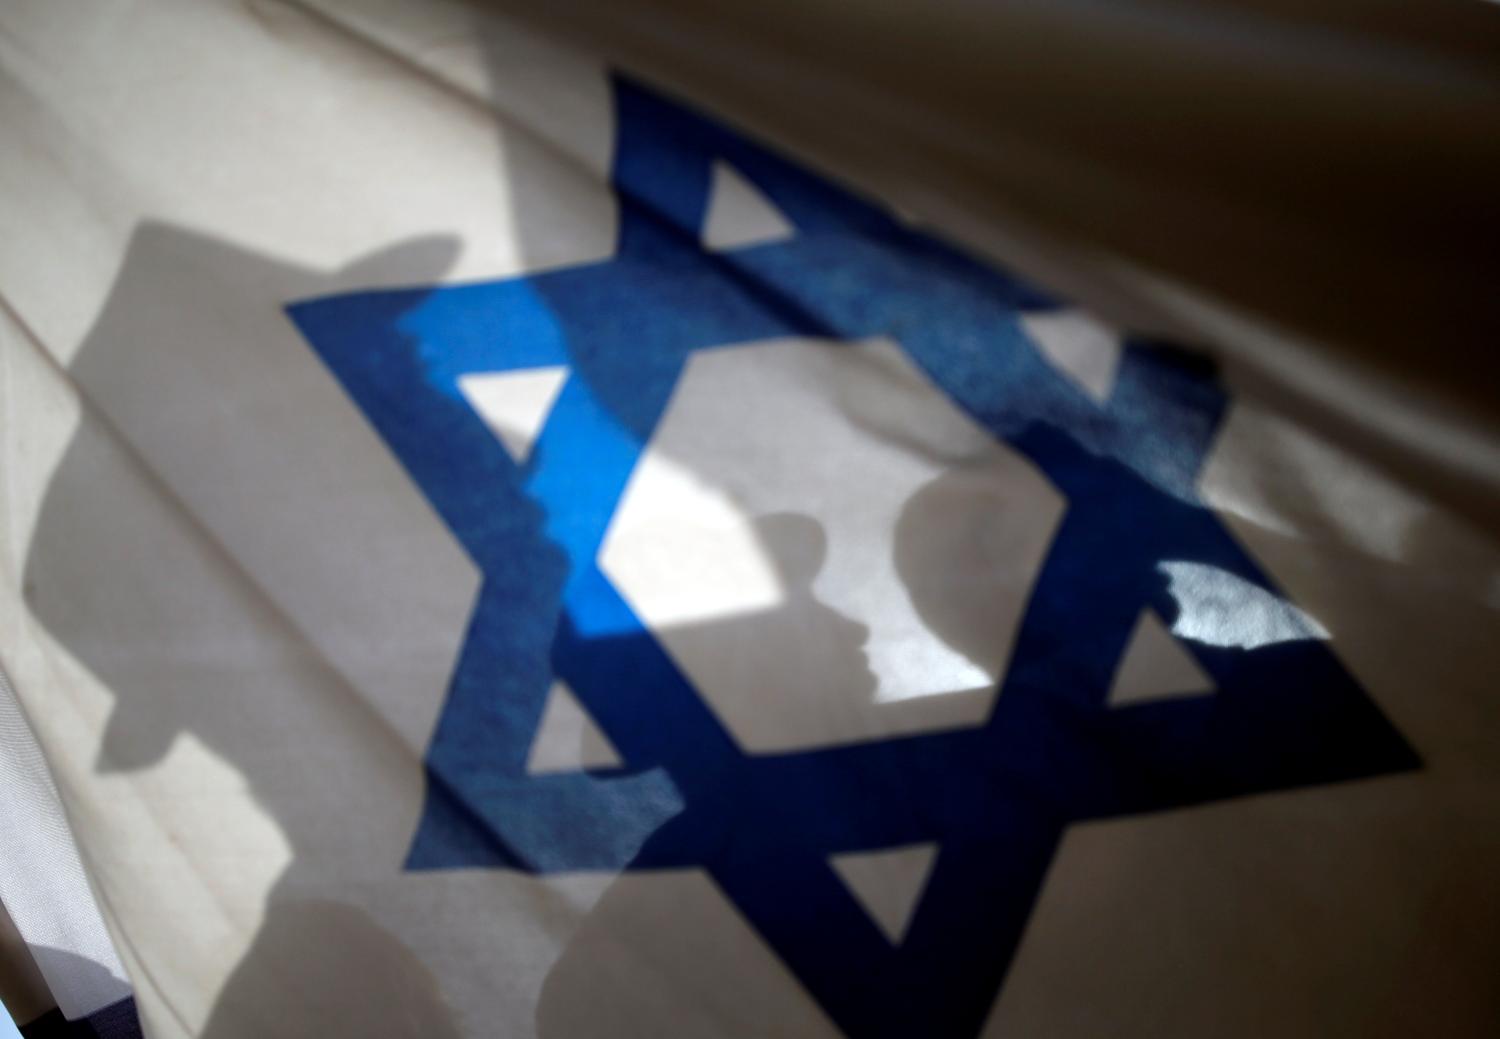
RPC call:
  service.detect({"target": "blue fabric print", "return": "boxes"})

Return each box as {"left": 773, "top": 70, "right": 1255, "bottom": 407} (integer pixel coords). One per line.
{"left": 287, "top": 75, "right": 1417, "bottom": 1038}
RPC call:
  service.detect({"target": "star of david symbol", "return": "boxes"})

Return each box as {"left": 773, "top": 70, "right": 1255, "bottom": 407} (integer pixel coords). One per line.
{"left": 287, "top": 76, "right": 1418, "bottom": 1037}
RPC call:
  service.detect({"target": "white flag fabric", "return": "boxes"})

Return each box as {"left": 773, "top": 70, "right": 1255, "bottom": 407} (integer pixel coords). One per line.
{"left": 0, "top": 2, "right": 1497, "bottom": 1038}
{"left": 0, "top": 667, "right": 131, "bottom": 1022}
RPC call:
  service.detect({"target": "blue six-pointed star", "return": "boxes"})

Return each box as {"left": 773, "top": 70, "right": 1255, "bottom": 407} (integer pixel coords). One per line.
{"left": 287, "top": 76, "right": 1418, "bottom": 1038}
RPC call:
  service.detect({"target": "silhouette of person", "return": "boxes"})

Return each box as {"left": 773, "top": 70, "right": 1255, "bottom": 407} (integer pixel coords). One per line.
{"left": 533, "top": 511, "right": 879, "bottom": 1037}
{"left": 24, "top": 224, "right": 465, "bottom": 1038}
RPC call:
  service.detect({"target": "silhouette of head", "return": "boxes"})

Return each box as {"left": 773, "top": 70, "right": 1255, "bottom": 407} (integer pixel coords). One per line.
{"left": 894, "top": 461, "right": 1063, "bottom": 678}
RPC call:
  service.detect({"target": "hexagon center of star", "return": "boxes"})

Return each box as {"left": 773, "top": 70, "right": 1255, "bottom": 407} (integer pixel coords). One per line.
{"left": 597, "top": 335, "right": 1064, "bottom": 753}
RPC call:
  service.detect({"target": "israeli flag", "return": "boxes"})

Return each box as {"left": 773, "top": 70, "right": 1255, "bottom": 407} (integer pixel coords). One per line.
{"left": 0, "top": 2, "right": 1494, "bottom": 1038}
